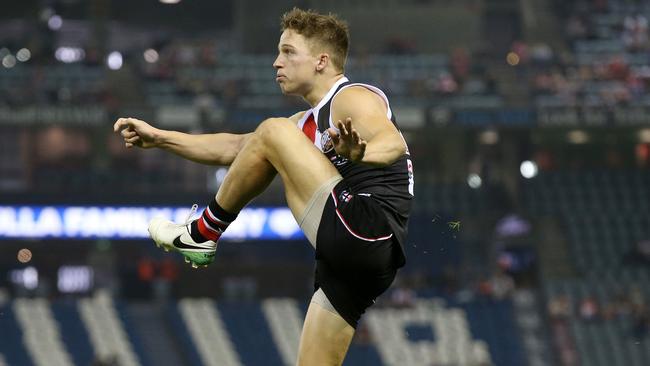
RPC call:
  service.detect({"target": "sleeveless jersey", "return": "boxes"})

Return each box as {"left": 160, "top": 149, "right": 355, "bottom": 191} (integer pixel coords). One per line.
{"left": 296, "top": 77, "right": 414, "bottom": 258}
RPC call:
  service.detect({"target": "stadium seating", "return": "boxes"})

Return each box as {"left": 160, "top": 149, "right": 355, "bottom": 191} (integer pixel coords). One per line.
{"left": 523, "top": 167, "right": 650, "bottom": 364}
{"left": 78, "top": 291, "right": 141, "bottom": 366}
{"left": 51, "top": 300, "right": 94, "bottom": 366}
{"left": 545, "top": 278, "right": 650, "bottom": 366}
{"left": 218, "top": 301, "right": 284, "bottom": 366}
{"left": 177, "top": 298, "right": 241, "bottom": 366}
{"left": 532, "top": 0, "right": 650, "bottom": 107}
{"left": 260, "top": 298, "right": 302, "bottom": 365}
{"left": 0, "top": 295, "right": 528, "bottom": 366}
{"left": 522, "top": 169, "right": 650, "bottom": 274}
{"left": 0, "top": 54, "right": 457, "bottom": 110}
{"left": 13, "top": 298, "right": 74, "bottom": 366}
{"left": 166, "top": 301, "right": 204, "bottom": 366}
{"left": 0, "top": 304, "right": 32, "bottom": 366}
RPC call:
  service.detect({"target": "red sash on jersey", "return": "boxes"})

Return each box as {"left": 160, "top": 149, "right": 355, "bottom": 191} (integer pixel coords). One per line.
{"left": 302, "top": 113, "right": 317, "bottom": 143}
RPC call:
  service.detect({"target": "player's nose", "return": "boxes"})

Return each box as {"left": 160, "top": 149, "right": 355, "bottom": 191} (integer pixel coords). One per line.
{"left": 272, "top": 55, "right": 282, "bottom": 69}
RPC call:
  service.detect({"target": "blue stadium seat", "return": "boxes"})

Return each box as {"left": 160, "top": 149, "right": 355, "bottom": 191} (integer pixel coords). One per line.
{"left": 166, "top": 303, "right": 204, "bottom": 366}
{"left": 51, "top": 300, "right": 94, "bottom": 366}
{"left": 217, "top": 301, "right": 284, "bottom": 366}
{"left": 0, "top": 304, "right": 33, "bottom": 366}
{"left": 459, "top": 299, "right": 526, "bottom": 366}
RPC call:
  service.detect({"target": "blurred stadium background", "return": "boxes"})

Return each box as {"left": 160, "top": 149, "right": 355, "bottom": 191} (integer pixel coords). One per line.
{"left": 1, "top": 0, "right": 650, "bottom": 365}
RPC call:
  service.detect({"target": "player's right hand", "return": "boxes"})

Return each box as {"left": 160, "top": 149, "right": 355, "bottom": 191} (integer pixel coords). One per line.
{"left": 113, "top": 117, "right": 159, "bottom": 149}
{"left": 328, "top": 117, "right": 367, "bottom": 163}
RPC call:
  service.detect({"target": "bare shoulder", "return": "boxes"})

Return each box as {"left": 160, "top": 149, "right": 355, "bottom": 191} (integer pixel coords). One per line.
{"left": 332, "top": 85, "right": 388, "bottom": 120}
{"left": 288, "top": 110, "right": 307, "bottom": 123}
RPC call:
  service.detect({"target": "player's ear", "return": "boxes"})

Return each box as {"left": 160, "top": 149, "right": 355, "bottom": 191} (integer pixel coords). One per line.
{"left": 315, "top": 53, "right": 329, "bottom": 71}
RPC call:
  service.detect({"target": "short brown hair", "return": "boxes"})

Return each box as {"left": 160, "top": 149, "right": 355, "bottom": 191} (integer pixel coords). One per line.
{"left": 281, "top": 8, "right": 349, "bottom": 71}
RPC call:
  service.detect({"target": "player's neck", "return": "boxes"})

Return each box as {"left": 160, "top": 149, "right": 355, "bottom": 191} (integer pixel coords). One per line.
{"left": 303, "top": 73, "right": 345, "bottom": 107}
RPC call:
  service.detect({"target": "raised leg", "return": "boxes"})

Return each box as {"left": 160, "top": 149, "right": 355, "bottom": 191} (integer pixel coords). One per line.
{"left": 215, "top": 118, "right": 353, "bottom": 363}
{"left": 216, "top": 117, "right": 341, "bottom": 220}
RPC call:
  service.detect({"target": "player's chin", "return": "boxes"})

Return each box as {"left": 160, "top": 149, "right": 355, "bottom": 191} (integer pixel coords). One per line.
{"left": 277, "top": 83, "right": 295, "bottom": 95}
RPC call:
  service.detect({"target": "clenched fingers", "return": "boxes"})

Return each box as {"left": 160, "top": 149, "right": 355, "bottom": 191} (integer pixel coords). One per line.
{"left": 113, "top": 117, "right": 135, "bottom": 132}
{"left": 121, "top": 128, "right": 137, "bottom": 138}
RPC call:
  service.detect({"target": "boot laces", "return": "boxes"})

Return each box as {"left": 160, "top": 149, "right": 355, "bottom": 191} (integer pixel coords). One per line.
{"left": 185, "top": 204, "right": 199, "bottom": 225}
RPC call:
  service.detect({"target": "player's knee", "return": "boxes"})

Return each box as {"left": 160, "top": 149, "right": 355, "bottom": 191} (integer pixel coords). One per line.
{"left": 256, "top": 117, "right": 296, "bottom": 143}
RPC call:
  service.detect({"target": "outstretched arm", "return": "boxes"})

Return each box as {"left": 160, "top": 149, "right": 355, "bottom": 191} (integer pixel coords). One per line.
{"left": 113, "top": 117, "right": 251, "bottom": 166}
{"left": 156, "top": 129, "right": 252, "bottom": 166}
{"left": 113, "top": 111, "right": 306, "bottom": 166}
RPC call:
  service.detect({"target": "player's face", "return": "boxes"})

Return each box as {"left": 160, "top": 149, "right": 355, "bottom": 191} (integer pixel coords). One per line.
{"left": 273, "top": 30, "right": 319, "bottom": 96}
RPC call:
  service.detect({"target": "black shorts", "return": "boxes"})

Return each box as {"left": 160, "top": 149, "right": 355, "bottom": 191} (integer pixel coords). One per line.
{"left": 314, "top": 181, "right": 401, "bottom": 328}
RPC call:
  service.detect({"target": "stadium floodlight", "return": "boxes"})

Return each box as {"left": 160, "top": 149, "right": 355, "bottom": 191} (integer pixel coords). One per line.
{"left": 467, "top": 173, "right": 482, "bottom": 189}
{"left": 55, "top": 47, "right": 85, "bottom": 63}
{"left": 144, "top": 49, "right": 159, "bottom": 63}
{"left": 48, "top": 15, "right": 63, "bottom": 30}
{"left": 107, "top": 51, "right": 123, "bottom": 70}
{"left": 2, "top": 55, "right": 16, "bottom": 68}
{"left": 16, "top": 48, "right": 31, "bottom": 62}
{"left": 520, "top": 160, "right": 538, "bottom": 179}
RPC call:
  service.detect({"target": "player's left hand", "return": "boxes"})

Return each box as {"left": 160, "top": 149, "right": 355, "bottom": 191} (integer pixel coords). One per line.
{"left": 327, "top": 117, "right": 366, "bottom": 162}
